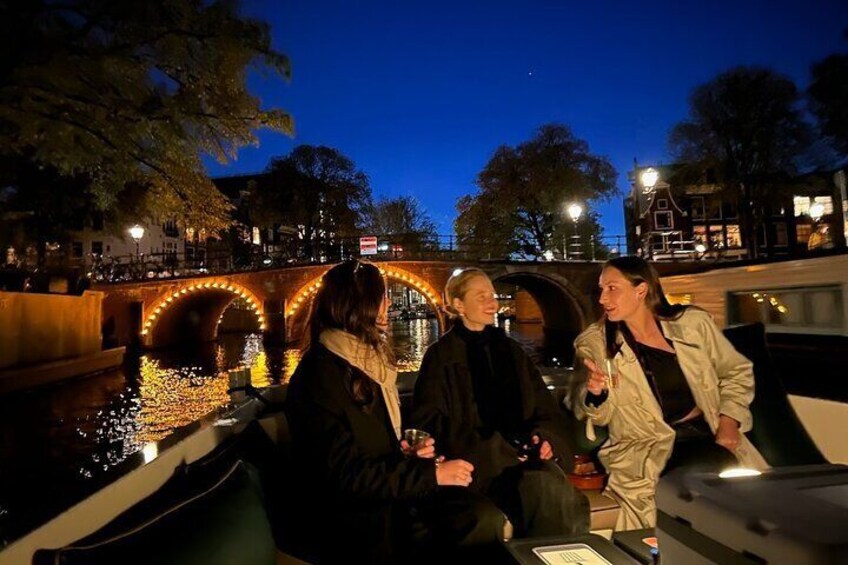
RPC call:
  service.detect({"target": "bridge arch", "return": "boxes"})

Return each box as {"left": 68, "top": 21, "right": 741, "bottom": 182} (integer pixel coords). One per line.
{"left": 485, "top": 267, "right": 597, "bottom": 365}
{"left": 284, "top": 264, "right": 444, "bottom": 342}
{"left": 141, "top": 280, "right": 266, "bottom": 348}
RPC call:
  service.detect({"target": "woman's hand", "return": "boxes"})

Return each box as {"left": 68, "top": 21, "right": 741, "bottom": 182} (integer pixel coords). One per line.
{"left": 401, "top": 437, "right": 436, "bottom": 459}
{"left": 435, "top": 459, "right": 474, "bottom": 487}
{"left": 715, "top": 414, "right": 741, "bottom": 452}
{"left": 533, "top": 435, "right": 554, "bottom": 461}
{"left": 583, "top": 358, "right": 608, "bottom": 396}
{"left": 517, "top": 434, "right": 554, "bottom": 462}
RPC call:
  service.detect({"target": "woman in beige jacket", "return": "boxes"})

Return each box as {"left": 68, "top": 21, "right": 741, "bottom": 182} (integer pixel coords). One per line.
{"left": 572, "top": 256, "right": 767, "bottom": 531}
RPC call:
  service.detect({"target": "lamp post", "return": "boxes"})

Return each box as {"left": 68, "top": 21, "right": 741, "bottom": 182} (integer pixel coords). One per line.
{"left": 567, "top": 203, "right": 583, "bottom": 260}
{"left": 129, "top": 224, "right": 145, "bottom": 260}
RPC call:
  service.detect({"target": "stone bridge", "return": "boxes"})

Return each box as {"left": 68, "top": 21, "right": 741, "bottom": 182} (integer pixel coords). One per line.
{"left": 96, "top": 260, "right": 623, "bottom": 353}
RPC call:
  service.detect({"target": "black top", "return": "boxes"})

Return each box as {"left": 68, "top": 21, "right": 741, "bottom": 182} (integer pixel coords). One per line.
{"left": 452, "top": 323, "right": 524, "bottom": 438}
{"left": 638, "top": 342, "right": 697, "bottom": 424}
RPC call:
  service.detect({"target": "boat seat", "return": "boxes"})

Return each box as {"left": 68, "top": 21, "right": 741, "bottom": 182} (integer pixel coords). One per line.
{"left": 723, "top": 322, "right": 827, "bottom": 466}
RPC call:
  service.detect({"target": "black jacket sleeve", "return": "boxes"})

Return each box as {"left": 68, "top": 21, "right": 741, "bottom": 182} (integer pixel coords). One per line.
{"left": 286, "top": 360, "right": 436, "bottom": 503}
{"left": 514, "top": 344, "right": 577, "bottom": 471}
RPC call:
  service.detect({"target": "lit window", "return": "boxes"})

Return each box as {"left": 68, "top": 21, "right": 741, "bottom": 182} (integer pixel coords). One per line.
{"left": 709, "top": 226, "right": 724, "bottom": 248}
{"left": 794, "top": 196, "right": 810, "bottom": 217}
{"left": 252, "top": 227, "right": 261, "bottom": 245}
{"left": 813, "top": 196, "right": 833, "bottom": 216}
{"left": 726, "top": 225, "right": 742, "bottom": 248}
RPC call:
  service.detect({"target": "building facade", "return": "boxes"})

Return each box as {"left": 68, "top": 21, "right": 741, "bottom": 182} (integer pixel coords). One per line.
{"left": 624, "top": 163, "right": 847, "bottom": 261}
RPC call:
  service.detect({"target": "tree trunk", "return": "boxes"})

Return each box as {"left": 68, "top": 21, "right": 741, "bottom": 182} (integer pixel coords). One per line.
{"left": 740, "top": 182, "right": 758, "bottom": 259}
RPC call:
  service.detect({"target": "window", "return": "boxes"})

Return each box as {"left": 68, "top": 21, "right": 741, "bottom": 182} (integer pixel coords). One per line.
{"left": 707, "top": 199, "right": 722, "bottom": 220}
{"left": 252, "top": 227, "right": 261, "bottom": 245}
{"left": 794, "top": 196, "right": 834, "bottom": 217}
{"left": 91, "top": 241, "right": 103, "bottom": 255}
{"left": 654, "top": 211, "right": 672, "bottom": 229}
{"left": 693, "top": 225, "right": 707, "bottom": 245}
{"left": 709, "top": 225, "right": 724, "bottom": 248}
{"left": 773, "top": 223, "right": 788, "bottom": 247}
{"left": 726, "top": 225, "right": 742, "bottom": 248}
{"left": 728, "top": 286, "right": 843, "bottom": 332}
{"left": 722, "top": 201, "right": 738, "bottom": 219}
{"left": 796, "top": 224, "right": 812, "bottom": 245}
{"left": 72, "top": 241, "right": 83, "bottom": 257}
{"left": 794, "top": 196, "right": 810, "bottom": 217}
{"left": 691, "top": 197, "right": 705, "bottom": 220}
{"left": 657, "top": 198, "right": 668, "bottom": 210}
{"left": 813, "top": 196, "right": 834, "bottom": 216}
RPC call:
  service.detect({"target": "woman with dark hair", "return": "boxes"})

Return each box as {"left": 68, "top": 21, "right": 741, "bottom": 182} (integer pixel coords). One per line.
{"left": 573, "top": 256, "right": 767, "bottom": 530}
{"left": 283, "top": 261, "right": 499, "bottom": 563}
{"left": 410, "top": 268, "right": 590, "bottom": 539}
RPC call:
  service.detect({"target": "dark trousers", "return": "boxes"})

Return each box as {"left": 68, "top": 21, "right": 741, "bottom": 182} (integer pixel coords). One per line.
{"left": 486, "top": 461, "right": 590, "bottom": 538}
{"left": 404, "top": 487, "right": 508, "bottom": 563}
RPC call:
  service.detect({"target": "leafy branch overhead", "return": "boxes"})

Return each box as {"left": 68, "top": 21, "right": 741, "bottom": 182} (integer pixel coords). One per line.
{"left": 0, "top": 0, "right": 293, "bottom": 233}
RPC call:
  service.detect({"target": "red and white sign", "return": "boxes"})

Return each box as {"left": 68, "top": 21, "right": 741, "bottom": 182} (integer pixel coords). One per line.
{"left": 359, "top": 236, "right": 378, "bottom": 256}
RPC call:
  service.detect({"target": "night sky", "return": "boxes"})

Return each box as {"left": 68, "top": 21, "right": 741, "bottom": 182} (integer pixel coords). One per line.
{"left": 204, "top": 0, "right": 847, "bottom": 236}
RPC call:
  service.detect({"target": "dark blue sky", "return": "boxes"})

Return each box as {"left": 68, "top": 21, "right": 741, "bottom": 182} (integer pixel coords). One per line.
{"left": 205, "top": 0, "right": 847, "bottom": 236}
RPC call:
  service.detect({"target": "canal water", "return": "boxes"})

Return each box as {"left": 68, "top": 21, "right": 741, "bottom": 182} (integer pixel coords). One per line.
{"left": 0, "top": 319, "right": 567, "bottom": 547}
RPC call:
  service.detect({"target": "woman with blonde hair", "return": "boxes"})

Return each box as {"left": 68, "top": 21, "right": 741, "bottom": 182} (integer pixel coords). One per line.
{"left": 411, "top": 267, "right": 589, "bottom": 538}
{"left": 284, "top": 260, "right": 498, "bottom": 563}
{"left": 573, "top": 255, "right": 767, "bottom": 531}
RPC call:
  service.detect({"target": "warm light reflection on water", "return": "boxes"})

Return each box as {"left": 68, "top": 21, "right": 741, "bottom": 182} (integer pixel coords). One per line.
{"left": 72, "top": 333, "right": 302, "bottom": 478}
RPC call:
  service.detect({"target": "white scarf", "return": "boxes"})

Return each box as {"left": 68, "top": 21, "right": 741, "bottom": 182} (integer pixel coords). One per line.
{"left": 319, "top": 329, "right": 401, "bottom": 439}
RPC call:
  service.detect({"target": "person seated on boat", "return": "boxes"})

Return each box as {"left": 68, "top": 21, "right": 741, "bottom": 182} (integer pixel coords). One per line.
{"left": 410, "top": 267, "right": 590, "bottom": 538}
{"left": 572, "top": 255, "right": 767, "bottom": 531}
{"left": 284, "top": 260, "right": 504, "bottom": 563}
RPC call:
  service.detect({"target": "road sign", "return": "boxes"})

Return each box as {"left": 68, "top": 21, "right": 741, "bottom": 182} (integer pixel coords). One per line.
{"left": 360, "top": 236, "right": 378, "bottom": 256}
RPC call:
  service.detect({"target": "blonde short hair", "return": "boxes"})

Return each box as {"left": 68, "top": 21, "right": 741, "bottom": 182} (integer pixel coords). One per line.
{"left": 443, "top": 267, "right": 489, "bottom": 319}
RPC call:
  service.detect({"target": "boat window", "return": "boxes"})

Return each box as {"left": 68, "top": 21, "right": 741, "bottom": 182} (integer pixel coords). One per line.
{"left": 728, "top": 285, "right": 843, "bottom": 333}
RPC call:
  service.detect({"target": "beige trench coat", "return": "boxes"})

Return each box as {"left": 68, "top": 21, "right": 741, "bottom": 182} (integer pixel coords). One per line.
{"left": 572, "top": 308, "right": 768, "bottom": 531}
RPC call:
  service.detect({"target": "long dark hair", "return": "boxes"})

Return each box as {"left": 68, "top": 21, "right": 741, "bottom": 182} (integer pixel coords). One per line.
{"left": 602, "top": 256, "right": 688, "bottom": 357}
{"left": 306, "top": 260, "right": 393, "bottom": 404}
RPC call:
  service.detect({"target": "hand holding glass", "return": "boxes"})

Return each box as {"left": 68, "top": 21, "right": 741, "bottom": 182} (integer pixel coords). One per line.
{"left": 402, "top": 428, "right": 433, "bottom": 457}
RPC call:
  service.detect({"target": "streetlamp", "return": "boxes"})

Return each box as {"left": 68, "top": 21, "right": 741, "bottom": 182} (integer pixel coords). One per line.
{"left": 567, "top": 203, "right": 583, "bottom": 260}
{"left": 809, "top": 201, "right": 825, "bottom": 223}
{"left": 640, "top": 168, "right": 659, "bottom": 194}
{"left": 129, "top": 225, "right": 145, "bottom": 259}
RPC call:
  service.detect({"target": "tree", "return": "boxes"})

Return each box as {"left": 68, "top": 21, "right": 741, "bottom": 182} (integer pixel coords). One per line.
{"left": 808, "top": 35, "right": 848, "bottom": 153}
{"left": 0, "top": 0, "right": 293, "bottom": 234}
{"left": 361, "top": 196, "right": 437, "bottom": 253}
{"left": 669, "top": 67, "right": 811, "bottom": 258}
{"left": 455, "top": 124, "right": 617, "bottom": 260}
{"left": 256, "top": 145, "right": 371, "bottom": 261}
